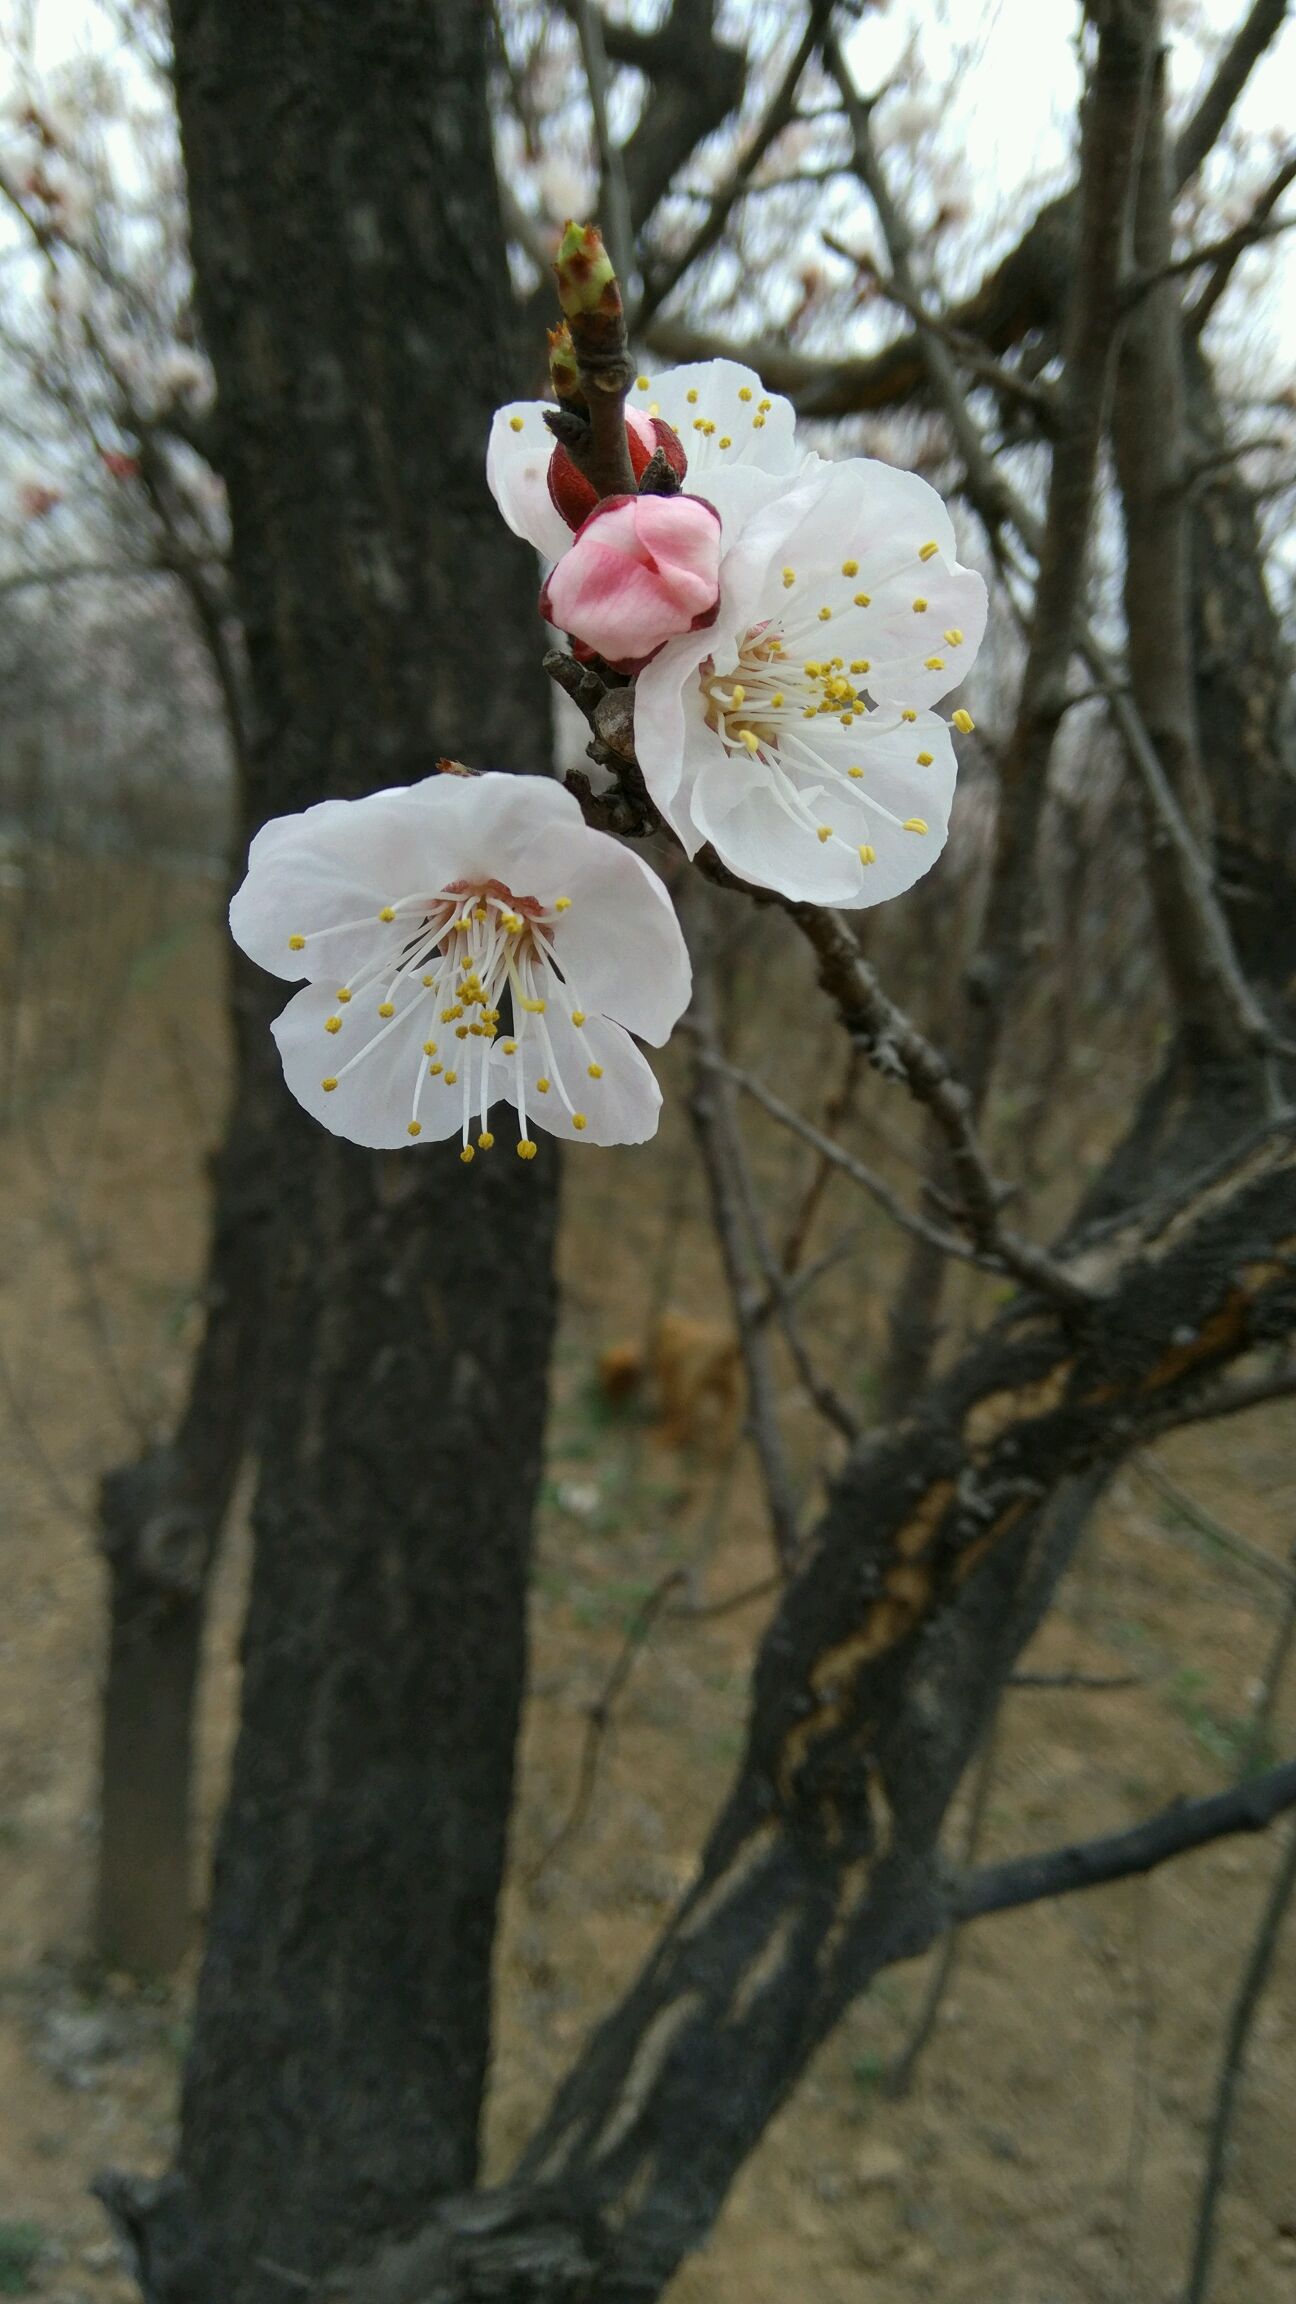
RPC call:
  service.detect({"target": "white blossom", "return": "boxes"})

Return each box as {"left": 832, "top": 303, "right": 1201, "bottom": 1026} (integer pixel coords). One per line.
{"left": 229, "top": 770, "right": 691, "bottom": 1160}
{"left": 632, "top": 456, "right": 987, "bottom": 906}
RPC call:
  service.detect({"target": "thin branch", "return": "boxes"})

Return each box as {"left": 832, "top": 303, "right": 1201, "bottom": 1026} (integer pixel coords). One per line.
{"left": 685, "top": 917, "right": 801, "bottom": 1570}
{"left": 954, "top": 1757, "right": 1296, "bottom": 1922}
{"left": 1130, "top": 1453, "right": 1296, "bottom": 1597}
{"left": 1184, "top": 1820, "right": 1296, "bottom": 2304}
{"left": 1187, "top": 150, "right": 1296, "bottom": 336}
{"left": 636, "top": 0, "right": 832, "bottom": 330}
{"left": 525, "top": 1570, "right": 687, "bottom": 1888}
{"left": 1008, "top": 1670, "right": 1141, "bottom": 1692}
{"left": 1173, "top": 0, "right": 1290, "bottom": 189}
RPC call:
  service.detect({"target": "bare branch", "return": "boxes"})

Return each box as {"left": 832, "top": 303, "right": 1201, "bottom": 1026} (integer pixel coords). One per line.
{"left": 1187, "top": 148, "right": 1296, "bottom": 335}
{"left": 954, "top": 1755, "right": 1296, "bottom": 1922}
{"left": 575, "top": 0, "right": 635, "bottom": 290}
{"left": 1174, "top": 0, "right": 1290, "bottom": 189}
{"left": 637, "top": 0, "right": 834, "bottom": 330}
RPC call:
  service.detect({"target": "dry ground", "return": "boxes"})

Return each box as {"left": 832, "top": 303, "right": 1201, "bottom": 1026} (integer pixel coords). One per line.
{"left": 0, "top": 858, "right": 1293, "bottom": 2304}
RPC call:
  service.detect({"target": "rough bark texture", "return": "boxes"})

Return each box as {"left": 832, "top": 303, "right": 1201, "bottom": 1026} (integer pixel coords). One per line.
{"left": 106, "top": 4, "right": 560, "bottom": 2294}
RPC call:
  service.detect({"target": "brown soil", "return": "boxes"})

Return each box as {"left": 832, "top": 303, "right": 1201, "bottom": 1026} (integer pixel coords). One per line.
{"left": 0, "top": 864, "right": 1293, "bottom": 2304}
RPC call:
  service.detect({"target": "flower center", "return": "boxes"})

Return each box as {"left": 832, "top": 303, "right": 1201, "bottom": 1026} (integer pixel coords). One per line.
{"left": 700, "top": 622, "right": 873, "bottom": 762}
{"left": 291, "top": 877, "right": 594, "bottom": 1157}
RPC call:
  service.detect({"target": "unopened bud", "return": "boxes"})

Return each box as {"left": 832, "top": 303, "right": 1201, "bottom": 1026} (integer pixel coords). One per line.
{"left": 554, "top": 221, "right": 620, "bottom": 321}
{"left": 548, "top": 410, "right": 686, "bottom": 532}
{"left": 547, "top": 322, "right": 583, "bottom": 406}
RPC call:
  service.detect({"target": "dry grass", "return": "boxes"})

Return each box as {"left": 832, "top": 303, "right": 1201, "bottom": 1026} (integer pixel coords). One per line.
{"left": 0, "top": 855, "right": 1292, "bottom": 2304}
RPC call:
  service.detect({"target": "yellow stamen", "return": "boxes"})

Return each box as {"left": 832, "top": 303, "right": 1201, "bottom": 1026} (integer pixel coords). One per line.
{"left": 587, "top": 1062, "right": 603, "bottom": 1079}
{"left": 912, "top": 597, "right": 928, "bottom": 613}
{"left": 952, "top": 708, "right": 975, "bottom": 733}
{"left": 919, "top": 540, "right": 939, "bottom": 561}
{"left": 782, "top": 566, "right": 796, "bottom": 588}
{"left": 378, "top": 1002, "right": 395, "bottom": 1018}
{"left": 853, "top": 591, "right": 871, "bottom": 607}
{"left": 841, "top": 559, "right": 859, "bottom": 577}
{"left": 916, "top": 750, "right": 933, "bottom": 766}
{"left": 509, "top": 416, "right": 523, "bottom": 432}
{"left": 636, "top": 374, "right": 650, "bottom": 389}
{"left": 945, "top": 628, "right": 963, "bottom": 646}
{"left": 460, "top": 1145, "right": 475, "bottom": 1163}
{"left": 904, "top": 817, "right": 929, "bottom": 834}
{"left": 478, "top": 1131, "right": 495, "bottom": 1150}
{"left": 572, "top": 1114, "right": 587, "bottom": 1131}
{"left": 686, "top": 387, "right": 698, "bottom": 404}
{"left": 571, "top": 1011, "right": 586, "bottom": 1026}
{"left": 407, "top": 1120, "right": 422, "bottom": 1137}
{"left": 379, "top": 906, "right": 395, "bottom": 922}
{"left": 738, "top": 386, "right": 752, "bottom": 402}
{"left": 818, "top": 605, "right": 832, "bottom": 621}
{"left": 429, "top": 1062, "right": 443, "bottom": 1076}
{"left": 848, "top": 767, "right": 863, "bottom": 779}
{"left": 337, "top": 987, "right": 352, "bottom": 1002}
{"left": 859, "top": 844, "right": 875, "bottom": 864}
{"left": 901, "top": 708, "right": 917, "bottom": 722}
{"left": 444, "top": 1069, "right": 457, "bottom": 1085}
{"left": 554, "top": 896, "right": 572, "bottom": 912}
{"left": 326, "top": 1016, "right": 341, "bottom": 1034}
{"left": 517, "top": 1138, "right": 537, "bottom": 1160}
{"left": 817, "top": 825, "right": 833, "bottom": 843}
{"left": 924, "top": 657, "right": 945, "bottom": 672}
{"left": 322, "top": 1077, "right": 338, "bottom": 1091}
{"left": 288, "top": 934, "right": 305, "bottom": 951}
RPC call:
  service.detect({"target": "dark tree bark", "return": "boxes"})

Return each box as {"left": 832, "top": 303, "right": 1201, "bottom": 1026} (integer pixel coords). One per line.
{"left": 102, "top": 4, "right": 560, "bottom": 2293}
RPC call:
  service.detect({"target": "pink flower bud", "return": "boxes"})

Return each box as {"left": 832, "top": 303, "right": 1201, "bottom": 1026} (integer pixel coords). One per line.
{"left": 539, "top": 491, "right": 721, "bottom": 670}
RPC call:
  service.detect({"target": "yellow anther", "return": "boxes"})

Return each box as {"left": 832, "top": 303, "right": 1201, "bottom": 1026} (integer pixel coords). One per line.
{"left": 841, "top": 559, "right": 859, "bottom": 577}
{"left": 904, "top": 817, "right": 929, "bottom": 834}
{"left": 535, "top": 1076, "right": 550, "bottom": 1094}
{"left": 321, "top": 1076, "right": 338, "bottom": 1092}
{"left": 830, "top": 657, "right": 843, "bottom": 669}
{"left": 924, "top": 657, "right": 945, "bottom": 671}
{"left": 571, "top": 1010, "right": 586, "bottom": 1026}
{"left": 803, "top": 707, "right": 817, "bottom": 719}
{"left": 848, "top": 766, "right": 863, "bottom": 779}
{"left": 853, "top": 591, "right": 871, "bottom": 607}
{"left": 378, "top": 1002, "right": 395, "bottom": 1018}
{"left": 455, "top": 1025, "right": 469, "bottom": 1040}
{"left": 752, "top": 415, "right": 766, "bottom": 429}
{"left": 817, "top": 605, "right": 832, "bottom": 621}
{"left": 738, "top": 386, "right": 753, "bottom": 402}
{"left": 919, "top": 540, "right": 939, "bottom": 561}
{"left": 636, "top": 374, "right": 650, "bottom": 389}
{"left": 379, "top": 906, "right": 396, "bottom": 922}
{"left": 478, "top": 1130, "right": 495, "bottom": 1150}
{"left": 952, "top": 708, "right": 975, "bottom": 733}
{"left": 804, "top": 660, "right": 821, "bottom": 676}
{"left": 407, "top": 1120, "right": 422, "bottom": 1137}
{"left": 736, "top": 728, "right": 759, "bottom": 753}
{"left": 444, "top": 1068, "right": 458, "bottom": 1085}
{"left": 758, "top": 398, "right": 772, "bottom": 413}
{"left": 288, "top": 933, "right": 306, "bottom": 951}
{"left": 859, "top": 844, "right": 876, "bottom": 864}
{"left": 687, "top": 387, "right": 699, "bottom": 404}
{"left": 829, "top": 676, "right": 852, "bottom": 699}
{"left": 693, "top": 417, "right": 706, "bottom": 431}
{"left": 770, "top": 692, "right": 785, "bottom": 708}
{"left": 817, "top": 825, "right": 833, "bottom": 843}
{"left": 916, "top": 750, "right": 934, "bottom": 767}
{"left": 731, "top": 684, "right": 746, "bottom": 705}
{"left": 423, "top": 1040, "right": 437, "bottom": 1056}
{"left": 572, "top": 1113, "right": 588, "bottom": 1131}
{"left": 840, "top": 714, "right": 855, "bottom": 728}
{"left": 719, "top": 436, "right": 731, "bottom": 449}
{"left": 945, "top": 628, "right": 963, "bottom": 647}
{"left": 912, "top": 597, "right": 928, "bottom": 613}
{"left": 555, "top": 896, "right": 572, "bottom": 911}
{"left": 702, "top": 419, "right": 716, "bottom": 436}
{"left": 509, "top": 415, "right": 524, "bottom": 432}
{"left": 421, "top": 973, "right": 433, "bottom": 987}
{"left": 782, "top": 567, "right": 796, "bottom": 588}
{"left": 587, "top": 1063, "right": 603, "bottom": 1079}
{"left": 901, "top": 708, "right": 917, "bottom": 722}
{"left": 520, "top": 995, "right": 547, "bottom": 1013}
{"left": 502, "top": 1039, "right": 517, "bottom": 1055}
{"left": 460, "top": 1145, "right": 475, "bottom": 1164}
{"left": 473, "top": 904, "right": 487, "bottom": 920}
{"left": 516, "top": 1138, "right": 537, "bottom": 1160}
{"left": 429, "top": 1061, "right": 443, "bottom": 1076}
{"left": 337, "top": 987, "right": 352, "bottom": 1002}
{"left": 850, "top": 660, "right": 870, "bottom": 674}
{"left": 326, "top": 1016, "right": 342, "bottom": 1035}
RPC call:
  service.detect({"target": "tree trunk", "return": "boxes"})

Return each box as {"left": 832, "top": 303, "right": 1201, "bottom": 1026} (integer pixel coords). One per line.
{"left": 102, "top": 4, "right": 560, "bottom": 2292}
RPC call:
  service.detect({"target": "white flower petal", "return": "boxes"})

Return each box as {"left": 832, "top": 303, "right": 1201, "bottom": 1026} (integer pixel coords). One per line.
{"left": 486, "top": 401, "right": 574, "bottom": 562}
{"left": 231, "top": 788, "right": 435, "bottom": 984}
{"left": 501, "top": 1007, "right": 662, "bottom": 1147}
{"left": 634, "top": 359, "right": 805, "bottom": 481}
{"left": 527, "top": 826, "right": 692, "bottom": 1044}
{"left": 404, "top": 768, "right": 582, "bottom": 885}
{"left": 690, "top": 751, "right": 865, "bottom": 904}
{"left": 273, "top": 978, "right": 462, "bottom": 1148}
